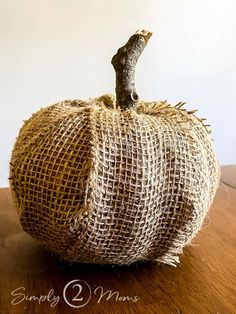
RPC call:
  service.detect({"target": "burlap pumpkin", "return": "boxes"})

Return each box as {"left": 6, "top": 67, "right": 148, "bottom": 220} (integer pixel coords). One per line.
{"left": 9, "top": 30, "right": 220, "bottom": 266}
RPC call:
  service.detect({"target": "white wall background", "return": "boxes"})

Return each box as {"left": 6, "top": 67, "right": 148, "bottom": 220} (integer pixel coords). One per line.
{"left": 0, "top": 0, "right": 236, "bottom": 187}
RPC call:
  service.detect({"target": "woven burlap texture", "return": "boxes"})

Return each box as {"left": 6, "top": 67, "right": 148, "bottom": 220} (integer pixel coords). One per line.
{"left": 9, "top": 95, "right": 220, "bottom": 266}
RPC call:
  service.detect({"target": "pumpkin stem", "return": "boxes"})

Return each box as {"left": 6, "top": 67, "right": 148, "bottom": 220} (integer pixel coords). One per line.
{"left": 111, "top": 29, "right": 152, "bottom": 111}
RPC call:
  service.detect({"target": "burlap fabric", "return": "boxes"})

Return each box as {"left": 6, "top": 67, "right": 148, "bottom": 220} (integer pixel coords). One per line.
{"left": 9, "top": 95, "right": 220, "bottom": 266}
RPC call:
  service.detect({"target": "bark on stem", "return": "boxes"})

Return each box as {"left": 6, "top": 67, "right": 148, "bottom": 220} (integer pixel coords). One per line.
{"left": 111, "top": 29, "right": 152, "bottom": 111}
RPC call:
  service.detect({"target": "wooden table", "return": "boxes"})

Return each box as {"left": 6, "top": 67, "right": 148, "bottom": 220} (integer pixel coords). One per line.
{"left": 0, "top": 166, "right": 236, "bottom": 314}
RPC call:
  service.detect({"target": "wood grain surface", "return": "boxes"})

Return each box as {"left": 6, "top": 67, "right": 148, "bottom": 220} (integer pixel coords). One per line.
{"left": 221, "top": 165, "right": 236, "bottom": 189}
{"left": 0, "top": 166, "right": 236, "bottom": 314}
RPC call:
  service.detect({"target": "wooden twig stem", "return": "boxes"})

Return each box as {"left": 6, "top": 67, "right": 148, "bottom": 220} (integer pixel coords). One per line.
{"left": 111, "top": 29, "right": 152, "bottom": 111}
